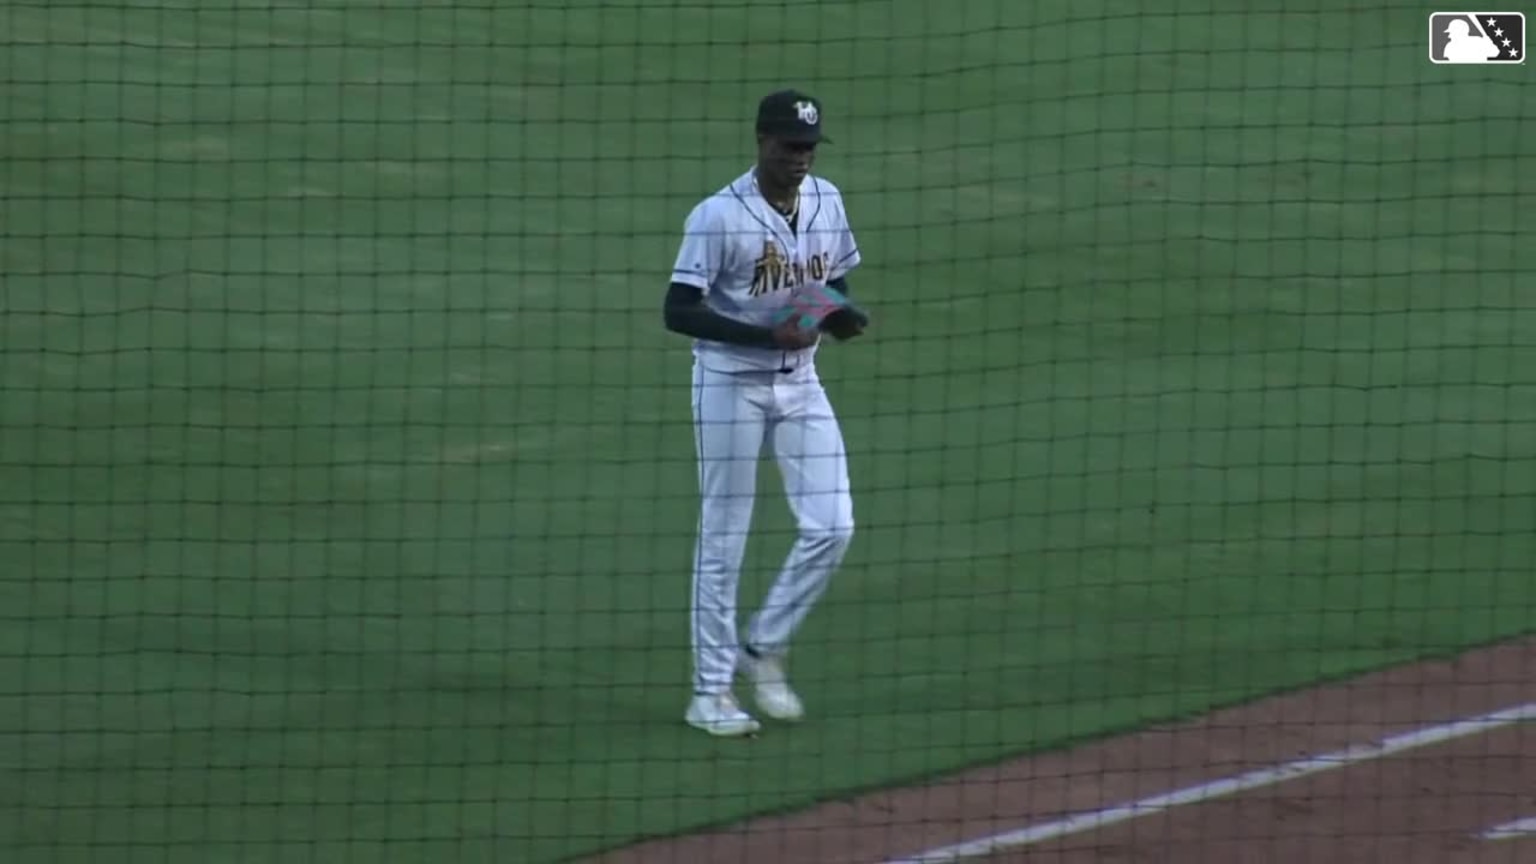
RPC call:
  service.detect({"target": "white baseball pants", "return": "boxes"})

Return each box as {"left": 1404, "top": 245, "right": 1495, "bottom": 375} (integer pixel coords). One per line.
{"left": 689, "top": 361, "right": 855, "bottom": 695}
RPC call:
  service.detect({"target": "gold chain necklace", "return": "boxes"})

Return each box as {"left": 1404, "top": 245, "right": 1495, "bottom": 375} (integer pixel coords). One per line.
{"left": 754, "top": 174, "right": 799, "bottom": 221}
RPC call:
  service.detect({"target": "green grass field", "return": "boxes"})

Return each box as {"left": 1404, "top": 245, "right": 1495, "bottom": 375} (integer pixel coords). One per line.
{"left": 3, "top": 1, "right": 1534, "bottom": 862}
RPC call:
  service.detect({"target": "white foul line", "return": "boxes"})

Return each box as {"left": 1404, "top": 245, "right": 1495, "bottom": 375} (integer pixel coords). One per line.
{"left": 883, "top": 702, "right": 1536, "bottom": 864}
{"left": 1480, "top": 816, "right": 1536, "bottom": 840}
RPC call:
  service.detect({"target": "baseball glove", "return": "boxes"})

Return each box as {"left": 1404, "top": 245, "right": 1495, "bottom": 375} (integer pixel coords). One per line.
{"left": 774, "top": 283, "right": 870, "bottom": 342}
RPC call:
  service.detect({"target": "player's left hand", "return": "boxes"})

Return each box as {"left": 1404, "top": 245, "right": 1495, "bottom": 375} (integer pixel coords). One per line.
{"left": 819, "top": 304, "right": 869, "bottom": 341}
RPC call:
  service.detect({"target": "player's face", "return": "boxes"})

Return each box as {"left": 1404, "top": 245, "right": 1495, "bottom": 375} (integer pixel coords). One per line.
{"left": 759, "top": 136, "right": 817, "bottom": 188}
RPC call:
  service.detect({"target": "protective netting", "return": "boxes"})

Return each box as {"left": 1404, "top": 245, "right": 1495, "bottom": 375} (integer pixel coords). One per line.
{"left": 3, "top": 2, "right": 1532, "bottom": 863}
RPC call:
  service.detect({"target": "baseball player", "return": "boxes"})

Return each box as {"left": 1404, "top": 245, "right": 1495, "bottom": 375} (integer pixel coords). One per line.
{"left": 664, "top": 89, "right": 866, "bottom": 736}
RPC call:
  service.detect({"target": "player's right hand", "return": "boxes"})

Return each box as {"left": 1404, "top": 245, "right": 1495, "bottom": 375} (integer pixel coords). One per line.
{"left": 772, "top": 319, "right": 819, "bottom": 349}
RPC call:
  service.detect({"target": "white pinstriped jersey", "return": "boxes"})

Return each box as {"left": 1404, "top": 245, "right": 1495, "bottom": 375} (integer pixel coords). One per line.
{"left": 670, "top": 169, "right": 861, "bottom": 373}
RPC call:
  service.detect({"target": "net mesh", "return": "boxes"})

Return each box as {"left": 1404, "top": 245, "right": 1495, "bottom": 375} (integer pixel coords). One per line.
{"left": 4, "top": 1, "right": 1533, "bottom": 862}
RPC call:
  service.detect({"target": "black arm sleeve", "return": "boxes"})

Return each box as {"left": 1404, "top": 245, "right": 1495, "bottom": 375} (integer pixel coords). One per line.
{"left": 828, "top": 276, "right": 850, "bottom": 297}
{"left": 663, "top": 283, "right": 780, "bottom": 349}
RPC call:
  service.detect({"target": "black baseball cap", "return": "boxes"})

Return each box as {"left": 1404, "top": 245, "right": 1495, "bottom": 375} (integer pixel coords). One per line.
{"left": 755, "top": 89, "right": 830, "bottom": 143}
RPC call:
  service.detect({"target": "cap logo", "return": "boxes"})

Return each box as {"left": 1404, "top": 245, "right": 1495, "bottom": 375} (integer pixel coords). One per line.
{"left": 793, "top": 100, "right": 819, "bottom": 125}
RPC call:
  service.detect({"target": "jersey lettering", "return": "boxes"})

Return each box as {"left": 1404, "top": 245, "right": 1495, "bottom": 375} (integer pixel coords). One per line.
{"left": 750, "top": 242, "right": 830, "bottom": 298}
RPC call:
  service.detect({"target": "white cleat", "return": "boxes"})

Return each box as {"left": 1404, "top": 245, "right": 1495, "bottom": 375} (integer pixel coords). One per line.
{"left": 742, "top": 653, "right": 805, "bottom": 722}
{"left": 685, "top": 692, "right": 761, "bottom": 737}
